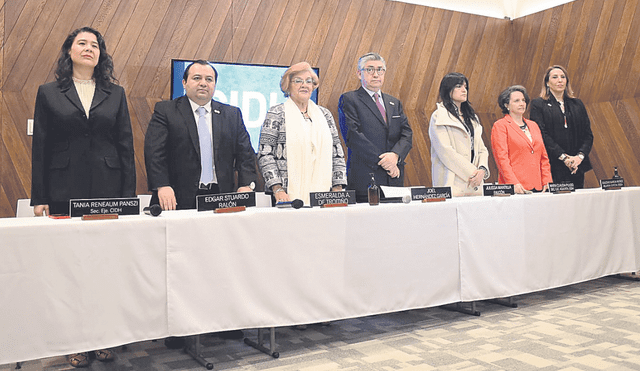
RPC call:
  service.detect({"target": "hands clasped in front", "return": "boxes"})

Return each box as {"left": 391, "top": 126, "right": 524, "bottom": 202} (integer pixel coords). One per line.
{"left": 467, "top": 168, "right": 485, "bottom": 189}
{"left": 563, "top": 155, "right": 582, "bottom": 174}
{"left": 378, "top": 152, "right": 400, "bottom": 178}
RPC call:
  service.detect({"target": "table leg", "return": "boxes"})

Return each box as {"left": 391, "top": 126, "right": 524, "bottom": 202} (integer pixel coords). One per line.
{"left": 444, "top": 301, "right": 481, "bottom": 316}
{"left": 244, "top": 328, "right": 279, "bottom": 358}
{"left": 184, "top": 335, "right": 214, "bottom": 370}
{"left": 489, "top": 297, "right": 518, "bottom": 308}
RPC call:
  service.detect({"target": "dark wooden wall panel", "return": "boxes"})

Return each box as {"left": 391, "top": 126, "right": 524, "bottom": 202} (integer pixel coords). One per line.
{"left": 1, "top": 0, "right": 7, "bottom": 215}
{"left": 2, "top": 0, "right": 640, "bottom": 217}
{"left": 514, "top": 0, "right": 640, "bottom": 190}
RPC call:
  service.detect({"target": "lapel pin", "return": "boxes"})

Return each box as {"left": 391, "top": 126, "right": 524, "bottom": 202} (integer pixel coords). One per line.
{"left": 389, "top": 101, "right": 395, "bottom": 106}
{"left": 547, "top": 103, "right": 552, "bottom": 107}
{"left": 214, "top": 109, "right": 221, "bottom": 114}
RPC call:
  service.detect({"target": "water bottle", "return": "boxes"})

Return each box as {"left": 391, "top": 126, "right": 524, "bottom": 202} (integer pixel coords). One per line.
{"left": 368, "top": 173, "right": 380, "bottom": 206}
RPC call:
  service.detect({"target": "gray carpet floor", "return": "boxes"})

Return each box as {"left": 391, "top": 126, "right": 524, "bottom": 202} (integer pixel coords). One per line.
{"left": 4, "top": 275, "right": 640, "bottom": 370}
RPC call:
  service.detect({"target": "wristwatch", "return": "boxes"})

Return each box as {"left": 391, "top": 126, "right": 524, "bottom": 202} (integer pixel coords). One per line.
{"left": 248, "top": 182, "right": 255, "bottom": 191}
{"left": 577, "top": 153, "right": 585, "bottom": 160}
{"left": 479, "top": 166, "right": 489, "bottom": 180}
{"left": 559, "top": 153, "right": 568, "bottom": 161}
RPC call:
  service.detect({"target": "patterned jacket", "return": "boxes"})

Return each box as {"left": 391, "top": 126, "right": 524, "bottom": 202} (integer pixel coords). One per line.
{"left": 258, "top": 103, "right": 347, "bottom": 191}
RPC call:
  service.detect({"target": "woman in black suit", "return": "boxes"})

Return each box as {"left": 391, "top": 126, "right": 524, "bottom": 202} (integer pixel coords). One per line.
{"left": 30, "top": 27, "right": 134, "bottom": 366}
{"left": 529, "top": 65, "right": 593, "bottom": 188}
{"left": 31, "top": 27, "right": 135, "bottom": 218}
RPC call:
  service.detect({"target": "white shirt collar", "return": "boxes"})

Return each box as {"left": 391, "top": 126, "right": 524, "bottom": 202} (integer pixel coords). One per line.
{"left": 187, "top": 98, "right": 212, "bottom": 113}
{"left": 362, "top": 86, "right": 382, "bottom": 99}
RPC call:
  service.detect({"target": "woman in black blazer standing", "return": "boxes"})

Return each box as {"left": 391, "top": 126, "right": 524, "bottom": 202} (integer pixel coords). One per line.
{"left": 529, "top": 65, "right": 593, "bottom": 188}
{"left": 30, "top": 27, "right": 134, "bottom": 366}
{"left": 31, "top": 27, "right": 135, "bottom": 218}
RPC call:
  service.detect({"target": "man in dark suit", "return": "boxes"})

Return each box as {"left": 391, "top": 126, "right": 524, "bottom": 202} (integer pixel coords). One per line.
{"left": 144, "top": 60, "right": 257, "bottom": 210}
{"left": 145, "top": 60, "right": 255, "bottom": 345}
{"left": 338, "top": 52, "right": 413, "bottom": 202}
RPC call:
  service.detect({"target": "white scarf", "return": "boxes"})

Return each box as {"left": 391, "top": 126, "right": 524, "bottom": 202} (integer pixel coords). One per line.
{"left": 284, "top": 98, "right": 333, "bottom": 205}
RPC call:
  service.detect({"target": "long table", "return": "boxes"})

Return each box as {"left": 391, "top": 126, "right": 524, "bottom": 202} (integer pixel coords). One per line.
{"left": 457, "top": 188, "right": 640, "bottom": 301}
{"left": 1, "top": 187, "right": 639, "bottom": 364}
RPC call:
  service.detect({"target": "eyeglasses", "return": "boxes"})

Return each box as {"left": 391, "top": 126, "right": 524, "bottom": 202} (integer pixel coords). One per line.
{"left": 292, "top": 78, "right": 314, "bottom": 85}
{"left": 361, "top": 67, "right": 386, "bottom": 75}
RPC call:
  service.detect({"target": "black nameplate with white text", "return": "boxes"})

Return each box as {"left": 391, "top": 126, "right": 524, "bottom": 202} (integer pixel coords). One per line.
{"left": 483, "top": 184, "right": 515, "bottom": 196}
{"left": 411, "top": 187, "right": 452, "bottom": 201}
{"left": 309, "top": 190, "right": 356, "bottom": 207}
{"left": 549, "top": 183, "right": 575, "bottom": 193}
{"left": 601, "top": 178, "right": 625, "bottom": 190}
{"left": 197, "top": 192, "right": 256, "bottom": 211}
{"left": 70, "top": 197, "right": 140, "bottom": 217}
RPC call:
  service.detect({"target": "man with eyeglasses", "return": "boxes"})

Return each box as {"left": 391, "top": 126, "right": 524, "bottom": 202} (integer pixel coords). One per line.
{"left": 338, "top": 52, "right": 413, "bottom": 202}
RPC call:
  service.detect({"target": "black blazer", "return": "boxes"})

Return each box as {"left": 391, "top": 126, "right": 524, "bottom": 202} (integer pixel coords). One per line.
{"left": 338, "top": 87, "right": 413, "bottom": 196}
{"left": 144, "top": 96, "right": 257, "bottom": 209}
{"left": 529, "top": 96, "right": 593, "bottom": 181}
{"left": 31, "top": 81, "right": 136, "bottom": 206}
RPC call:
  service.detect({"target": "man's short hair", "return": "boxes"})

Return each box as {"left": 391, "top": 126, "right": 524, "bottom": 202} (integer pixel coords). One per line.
{"left": 357, "top": 52, "right": 386, "bottom": 71}
{"left": 183, "top": 60, "right": 218, "bottom": 83}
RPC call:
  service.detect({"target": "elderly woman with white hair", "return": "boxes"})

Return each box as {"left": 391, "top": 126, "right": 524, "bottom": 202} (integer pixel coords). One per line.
{"left": 258, "top": 61, "right": 347, "bottom": 206}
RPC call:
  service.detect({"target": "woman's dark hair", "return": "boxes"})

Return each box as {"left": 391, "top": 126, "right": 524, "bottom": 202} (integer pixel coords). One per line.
{"left": 439, "top": 72, "right": 477, "bottom": 131}
{"left": 55, "top": 27, "right": 116, "bottom": 88}
{"left": 497, "top": 85, "right": 530, "bottom": 114}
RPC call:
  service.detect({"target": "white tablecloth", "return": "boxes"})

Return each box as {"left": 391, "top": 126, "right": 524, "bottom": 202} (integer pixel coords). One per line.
{"left": 1, "top": 188, "right": 639, "bottom": 364}
{"left": 457, "top": 188, "right": 640, "bottom": 301}
{"left": 164, "top": 202, "right": 460, "bottom": 337}
{"left": 0, "top": 216, "right": 167, "bottom": 364}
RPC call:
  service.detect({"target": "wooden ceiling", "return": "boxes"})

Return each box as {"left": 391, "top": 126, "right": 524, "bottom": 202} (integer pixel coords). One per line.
{"left": 1, "top": 0, "right": 639, "bottom": 217}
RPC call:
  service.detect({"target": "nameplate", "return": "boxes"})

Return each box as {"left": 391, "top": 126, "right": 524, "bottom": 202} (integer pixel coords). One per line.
{"left": 549, "top": 183, "right": 575, "bottom": 193}
{"left": 82, "top": 214, "right": 119, "bottom": 221}
{"left": 197, "top": 192, "right": 256, "bottom": 211}
{"left": 483, "top": 184, "right": 515, "bottom": 196}
{"left": 422, "top": 197, "right": 446, "bottom": 203}
{"left": 70, "top": 197, "right": 140, "bottom": 217}
{"left": 309, "top": 190, "right": 356, "bottom": 207}
{"left": 411, "top": 187, "right": 452, "bottom": 201}
{"left": 321, "top": 203, "right": 348, "bottom": 208}
{"left": 214, "top": 205, "right": 246, "bottom": 214}
{"left": 601, "top": 178, "right": 625, "bottom": 190}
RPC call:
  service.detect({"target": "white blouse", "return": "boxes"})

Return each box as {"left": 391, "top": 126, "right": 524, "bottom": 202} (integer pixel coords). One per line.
{"left": 73, "top": 77, "right": 96, "bottom": 118}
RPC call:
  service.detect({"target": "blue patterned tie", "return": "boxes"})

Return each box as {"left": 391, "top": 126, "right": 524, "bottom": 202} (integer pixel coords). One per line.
{"left": 196, "top": 107, "right": 213, "bottom": 184}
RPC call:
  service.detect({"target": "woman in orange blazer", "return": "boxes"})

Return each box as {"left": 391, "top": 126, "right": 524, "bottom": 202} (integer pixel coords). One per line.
{"left": 491, "top": 85, "right": 552, "bottom": 193}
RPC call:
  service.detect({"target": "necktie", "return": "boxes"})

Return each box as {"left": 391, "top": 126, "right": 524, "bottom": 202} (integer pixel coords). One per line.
{"left": 373, "top": 92, "right": 387, "bottom": 124}
{"left": 196, "top": 106, "right": 214, "bottom": 184}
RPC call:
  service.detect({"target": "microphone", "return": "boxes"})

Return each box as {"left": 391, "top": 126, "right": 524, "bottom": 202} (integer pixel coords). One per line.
{"left": 379, "top": 195, "right": 412, "bottom": 204}
{"left": 144, "top": 204, "right": 162, "bottom": 217}
{"left": 275, "top": 199, "right": 304, "bottom": 209}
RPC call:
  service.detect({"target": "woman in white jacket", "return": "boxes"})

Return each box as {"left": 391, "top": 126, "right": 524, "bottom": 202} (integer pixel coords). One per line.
{"left": 429, "top": 72, "right": 489, "bottom": 196}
